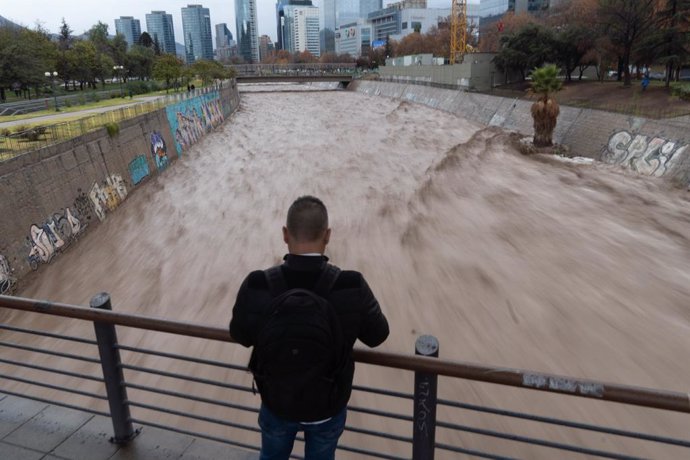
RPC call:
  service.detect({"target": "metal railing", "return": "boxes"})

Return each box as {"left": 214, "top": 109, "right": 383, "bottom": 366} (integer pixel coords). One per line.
{"left": 1, "top": 293, "right": 689, "bottom": 459}
{"left": 0, "top": 82, "right": 236, "bottom": 161}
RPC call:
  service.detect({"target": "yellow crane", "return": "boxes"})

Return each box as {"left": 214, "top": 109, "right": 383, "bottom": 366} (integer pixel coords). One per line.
{"left": 449, "top": 0, "right": 467, "bottom": 64}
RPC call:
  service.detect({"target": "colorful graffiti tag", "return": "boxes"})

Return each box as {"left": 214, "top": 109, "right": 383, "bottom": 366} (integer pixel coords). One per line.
{"left": 0, "top": 255, "right": 16, "bottom": 294}
{"left": 165, "top": 91, "right": 225, "bottom": 155}
{"left": 604, "top": 131, "right": 688, "bottom": 179}
{"left": 151, "top": 131, "right": 169, "bottom": 171}
{"left": 129, "top": 155, "right": 150, "bottom": 185}
{"left": 89, "top": 174, "right": 128, "bottom": 221}
{"left": 26, "top": 208, "right": 85, "bottom": 270}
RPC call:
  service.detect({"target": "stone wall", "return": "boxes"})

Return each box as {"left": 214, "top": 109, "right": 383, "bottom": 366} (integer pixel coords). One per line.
{"left": 0, "top": 84, "right": 240, "bottom": 288}
{"left": 349, "top": 80, "right": 690, "bottom": 188}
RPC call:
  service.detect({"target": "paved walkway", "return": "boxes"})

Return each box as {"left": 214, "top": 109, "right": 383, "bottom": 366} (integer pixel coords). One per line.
{"left": 0, "top": 96, "right": 163, "bottom": 129}
{"left": 0, "top": 394, "right": 258, "bottom": 460}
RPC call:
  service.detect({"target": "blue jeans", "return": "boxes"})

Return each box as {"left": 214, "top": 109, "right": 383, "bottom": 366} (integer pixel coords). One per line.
{"left": 258, "top": 405, "right": 347, "bottom": 460}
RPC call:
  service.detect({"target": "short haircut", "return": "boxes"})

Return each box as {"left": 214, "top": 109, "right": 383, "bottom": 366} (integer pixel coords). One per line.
{"left": 286, "top": 196, "right": 329, "bottom": 242}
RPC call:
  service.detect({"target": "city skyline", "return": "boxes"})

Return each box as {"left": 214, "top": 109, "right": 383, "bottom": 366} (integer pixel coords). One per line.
{"left": 1, "top": 0, "right": 464, "bottom": 50}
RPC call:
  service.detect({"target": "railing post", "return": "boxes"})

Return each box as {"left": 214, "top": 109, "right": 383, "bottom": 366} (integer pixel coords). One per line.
{"left": 91, "top": 292, "right": 137, "bottom": 444}
{"left": 412, "top": 335, "right": 439, "bottom": 460}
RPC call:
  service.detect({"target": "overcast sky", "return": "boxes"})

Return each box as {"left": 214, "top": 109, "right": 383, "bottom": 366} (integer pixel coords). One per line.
{"left": 2, "top": 0, "right": 469, "bottom": 46}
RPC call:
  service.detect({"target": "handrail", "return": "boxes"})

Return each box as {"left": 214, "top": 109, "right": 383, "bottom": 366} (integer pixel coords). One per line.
{"left": 1, "top": 293, "right": 689, "bottom": 414}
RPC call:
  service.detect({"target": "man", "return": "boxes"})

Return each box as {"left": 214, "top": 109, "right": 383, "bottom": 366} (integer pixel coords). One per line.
{"left": 230, "top": 196, "right": 389, "bottom": 459}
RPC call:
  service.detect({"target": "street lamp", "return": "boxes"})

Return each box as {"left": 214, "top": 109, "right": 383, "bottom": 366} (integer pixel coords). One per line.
{"left": 113, "top": 65, "right": 124, "bottom": 97}
{"left": 44, "top": 71, "right": 59, "bottom": 112}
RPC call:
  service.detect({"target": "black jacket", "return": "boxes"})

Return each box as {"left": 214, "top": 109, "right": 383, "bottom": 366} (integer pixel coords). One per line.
{"left": 229, "top": 254, "right": 389, "bottom": 419}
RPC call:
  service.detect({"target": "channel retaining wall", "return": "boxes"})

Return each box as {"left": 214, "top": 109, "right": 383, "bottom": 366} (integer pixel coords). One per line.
{"left": 348, "top": 80, "right": 690, "bottom": 189}
{"left": 0, "top": 83, "right": 241, "bottom": 287}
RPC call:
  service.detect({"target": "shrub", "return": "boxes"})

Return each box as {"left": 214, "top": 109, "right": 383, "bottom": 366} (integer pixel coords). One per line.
{"left": 670, "top": 83, "right": 690, "bottom": 101}
{"left": 1, "top": 128, "right": 11, "bottom": 137}
{"left": 126, "top": 81, "right": 152, "bottom": 96}
{"left": 63, "top": 99, "right": 72, "bottom": 107}
{"left": 13, "top": 125, "right": 29, "bottom": 135}
{"left": 104, "top": 122, "right": 120, "bottom": 137}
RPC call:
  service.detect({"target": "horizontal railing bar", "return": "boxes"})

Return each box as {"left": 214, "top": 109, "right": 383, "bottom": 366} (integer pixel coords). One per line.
{"left": 129, "top": 418, "right": 260, "bottom": 453}
{"left": 2, "top": 294, "right": 689, "bottom": 413}
{"left": 344, "top": 425, "right": 413, "bottom": 444}
{"left": 127, "top": 400, "right": 261, "bottom": 433}
{"left": 124, "top": 382, "right": 259, "bottom": 414}
{"left": 116, "top": 344, "right": 247, "bottom": 372}
{"left": 336, "top": 444, "right": 408, "bottom": 460}
{"left": 435, "top": 420, "right": 644, "bottom": 460}
{"left": 0, "top": 340, "right": 100, "bottom": 364}
{"left": 347, "top": 405, "right": 413, "bottom": 422}
{"left": 0, "top": 357, "right": 104, "bottom": 382}
{"left": 437, "top": 398, "right": 690, "bottom": 448}
{"left": 0, "top": 323, "right": 97, "bottom": 345}
{"left": 352, "top": 384, "right": 414, "bottom": 400}
{"left": 434, "top": 442, "right": 517, "bottom": 460}
{"left": 0, "top": 373, "right": 107, "bottom": 400}
{"left": 120, "top": 363, "right": 254, "bottom": 393}
{"left": 0, "top": 294, "right": 232, "bottom": 342}
{"left": 0, "top": 389, "right": 110, "bottom": 417}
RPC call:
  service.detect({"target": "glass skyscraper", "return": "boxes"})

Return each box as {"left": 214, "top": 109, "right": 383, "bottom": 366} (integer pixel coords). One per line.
{"left": 235, "top": 0, "right": 259, "bottom": 63}
{"left": 114, "top": 16, "right": 141, "bottom": 49}
{"left": 320, "top": 0, "right": 336, "bottom": 53}
{"left": 145, "top": 11, "right": 177, "bottom": 55}
{"left": 181, "top": 4, "right": 214, "bottom": 64}
{"left": 276, "top": 0, "right": 313, "bottom": 51}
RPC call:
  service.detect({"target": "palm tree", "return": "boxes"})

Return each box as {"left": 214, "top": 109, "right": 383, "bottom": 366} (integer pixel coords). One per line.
{"left": 530, "top": 64, "right": 562, "bottom": 148}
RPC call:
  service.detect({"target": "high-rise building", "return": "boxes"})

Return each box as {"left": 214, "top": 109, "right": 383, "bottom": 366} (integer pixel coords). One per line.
{"left": 215, "top": 23, "right": 234, "bottom": 49}
{"left": 479, "top": 0, "right": 511, "bottom": 17}
{"left": 335, "top": 20, "right": 372, "bottom": 58}
{"left": 181, "top": 4, "right": 214, "bottom": 64}
{"left": 283, "top": 5, "right": 321, "bottom": 57}
{"left": 320, "top": 0, "right": 336, "bottom": 53}
{"left": 114, "top": 16, "right": 141, "bottom": 49}
{"left": 276, "top": 0, "right": 313, "bottom": 51}
{"left": 145, "top": 11, "right": 177, "bottom": 54}
{"left": 235, "top": 0, "right": 260, "bottom": 63}
{"left": 359, "top": 0, "right": 383, "bottom": 18}
{"left": 514, "top": 0, "right": 565, "bottom": 13}
{"left": 259, "top": 35, "right": 275, "bottom": 61}
{"left": 336, "top": 0, "right": 360, "bottom": 28}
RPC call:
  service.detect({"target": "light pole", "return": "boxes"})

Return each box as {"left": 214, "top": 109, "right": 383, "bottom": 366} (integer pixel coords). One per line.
{"left": 113, "top": 65, "right": 124, "bottom": 97}
{"left": 44, "top": 71, "right": 59, "bottom": 112}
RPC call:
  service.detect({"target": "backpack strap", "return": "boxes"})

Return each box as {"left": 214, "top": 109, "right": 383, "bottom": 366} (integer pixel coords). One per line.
{"left": 313, "top": 264, "right": 341, "bottom": 297}
{"left": 264, "top": 266, "right": 288, "bottom": 297}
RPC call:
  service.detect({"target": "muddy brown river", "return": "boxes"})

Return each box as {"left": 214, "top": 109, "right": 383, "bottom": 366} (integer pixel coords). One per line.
{"left": 3, "top": 85, "right": 690, "bottom": 458}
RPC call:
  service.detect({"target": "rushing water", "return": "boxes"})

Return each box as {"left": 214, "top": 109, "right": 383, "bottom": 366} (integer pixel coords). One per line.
{"left": 4, "top": 85, "right": 690, "bottom": 458}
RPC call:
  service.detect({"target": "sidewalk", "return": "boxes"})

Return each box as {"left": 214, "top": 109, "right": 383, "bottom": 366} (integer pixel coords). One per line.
{"left": 0, "top": 96, "right": 163, "bottom": 129}
{"left": 0, "top": 394, "right": 258, "bottom": 460}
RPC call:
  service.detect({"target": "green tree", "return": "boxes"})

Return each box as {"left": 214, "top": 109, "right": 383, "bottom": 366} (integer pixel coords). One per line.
{"left": 152, "top": 54, "right": 184, "bottom": 92}
{"left": 126, "top": 45, "right": 155, "bottom": 80}
{"left": 0, "top": 26, "right": 57, "bottom": 99}
{"left": 529, "top": 64, "right": 562, "bottom": 147}
{"left": 494, "top": 24, "right": 558, "bottom": 80}
{"left": 70, "top": 40, "right": 98, "bottom": 89}
{"left": 189, "top": 59, "right": 233, "bottom": 84}
{"left": 138, "top": 31, "right": 154, "bottom": 49}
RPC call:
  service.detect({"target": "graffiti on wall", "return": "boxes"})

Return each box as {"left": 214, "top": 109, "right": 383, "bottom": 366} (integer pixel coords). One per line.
{"left": 165, "top": 91, "right": 225, "bottom": 155}
{"left": 26, "top": 208, "right": 85, "bottom": 270}
{"left": 129, "top": 155, "right": 150, "bottom": 185}
{"left": 73, "top": 189, "right": 95, "bottom": 224}
{"left": 151, "top": 131, "right": 169, "bottom": 171}
{"left": 89, "top": 174, "right": 128, "bottom": 221}
{"left": 604, "top": 131, "right": 688, "bottom": 178}
{"left": 0, "top": 255, "right": 16, "bottom": 294}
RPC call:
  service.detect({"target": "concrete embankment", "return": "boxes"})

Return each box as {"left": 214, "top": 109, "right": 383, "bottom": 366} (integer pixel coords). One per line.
{"left": 0, "top": 84, "right": 240, "bottom": 286}
{"left": 348, "top": 80, "right": 690, "bottom": 188}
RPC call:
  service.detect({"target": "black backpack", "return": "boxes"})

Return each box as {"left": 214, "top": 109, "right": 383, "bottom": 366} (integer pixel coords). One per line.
{"left": 249, "top": 264, "right": 347, "bottom": 421}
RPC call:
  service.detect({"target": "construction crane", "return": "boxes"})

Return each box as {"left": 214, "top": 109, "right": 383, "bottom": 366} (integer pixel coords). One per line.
{"left": 449, "top": 0, "right": 467, "bottom": 64}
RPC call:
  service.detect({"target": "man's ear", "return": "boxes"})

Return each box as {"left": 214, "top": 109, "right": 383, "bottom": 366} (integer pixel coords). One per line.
{"left": 283, "top": 226, "right": 289, "bottom": 245}
{"left": 323, "top": 228, "right": 331, "bottom": 246}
